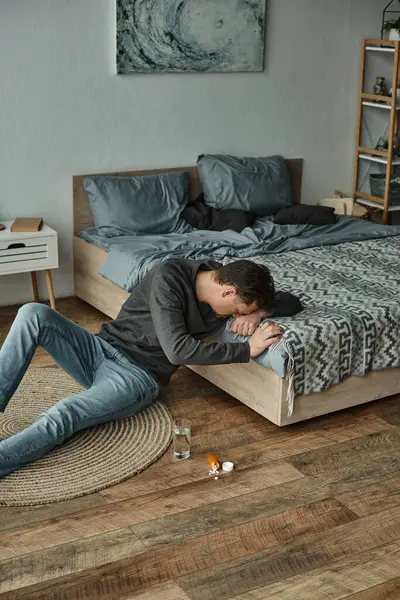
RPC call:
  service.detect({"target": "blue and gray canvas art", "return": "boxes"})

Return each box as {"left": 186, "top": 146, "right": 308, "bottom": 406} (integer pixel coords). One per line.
{"left": 116, "top": 0, "right": 266, "bottom": 73}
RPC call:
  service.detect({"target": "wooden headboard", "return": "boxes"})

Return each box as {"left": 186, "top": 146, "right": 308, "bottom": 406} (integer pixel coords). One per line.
{"left": 73, "top": 159, "right": 304, "bottom": 234}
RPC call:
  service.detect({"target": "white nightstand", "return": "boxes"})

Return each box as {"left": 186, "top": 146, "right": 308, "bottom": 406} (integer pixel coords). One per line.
{"left": 0, "top": 221, "right": 59, "bottom": 309}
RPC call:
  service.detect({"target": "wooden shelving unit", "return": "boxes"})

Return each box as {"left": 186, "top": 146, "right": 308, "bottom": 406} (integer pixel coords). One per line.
{"left": 353, "top": 39, "right": 400, "bottom": 224}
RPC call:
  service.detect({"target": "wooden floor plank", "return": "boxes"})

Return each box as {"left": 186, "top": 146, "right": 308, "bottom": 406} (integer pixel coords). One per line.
{"left": 336, "top": 476, "right": 400, "bottom": 518}
{"left": 188, "top": 421, "right": 279, "bottom": 454}
{"left": 368, "top": 395, "right": 400, "bottom": 427}
{"left": 177, "top": 400, "right": 270, "bottom": 432}
{"left": 227, "top": 540, "right": 400, "bottom": 600}
{"left": 0, "top": 497, "right": 358, "bottom": 600}
{"left": 114, "top": 582, "right": 191, "bottom": 600}
{"left": 0, "top": 528, "right": 145, "bottom": 593}
{"left": 288, "top": 429, "right": 400, "bottom": 476}
{"left": 0, "top": 492, "right": 107, "bottom": 533}
{"left": 0, "top": 461, "right": 303, "bottom": 560}
{"left": 162, "top": 367, "right": 222, "bottom": 402}
{"left": 343, "top": 577, "right": 400, "bottom": 600}
{"left": 378, "top": 406, "right": 400, "bottom": 427}
{"left": 176, "top": 505, "right": 400, "bottom": 600}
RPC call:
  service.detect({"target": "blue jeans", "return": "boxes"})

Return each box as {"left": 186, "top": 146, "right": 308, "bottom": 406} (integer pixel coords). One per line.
{"left": 0, "top": 303, "right": 160, "bottom": 478}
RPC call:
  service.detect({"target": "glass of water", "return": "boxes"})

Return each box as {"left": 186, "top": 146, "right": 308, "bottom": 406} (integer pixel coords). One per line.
{"left": 173, "top": 418, "right": 191, "bottom": 460}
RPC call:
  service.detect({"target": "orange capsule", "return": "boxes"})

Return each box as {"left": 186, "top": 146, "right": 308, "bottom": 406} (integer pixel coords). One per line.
{"left": 207, "top": 453, "right": 220, "bottom": 471}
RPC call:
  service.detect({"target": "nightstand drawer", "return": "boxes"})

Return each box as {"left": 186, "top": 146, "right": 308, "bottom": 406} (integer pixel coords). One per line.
{"left": 0, "top": 236, "right": 58, "bottom": 274}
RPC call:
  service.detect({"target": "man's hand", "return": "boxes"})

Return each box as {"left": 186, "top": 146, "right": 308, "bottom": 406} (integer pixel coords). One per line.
{"left": 229, "top": 308, "right": 273, "bottom": 337}
{"left": 229, "top": 313, "right": 263, "bottom": 337}
{"left": 248, "top": 322, "right": 284, "bottom": 358}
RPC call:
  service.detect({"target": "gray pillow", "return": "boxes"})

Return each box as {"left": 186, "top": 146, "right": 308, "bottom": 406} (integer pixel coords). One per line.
{"left": 83, "top": 171, "right": 190, "bottom": 236}
{"left": 197, "top": 154, "right": 292, "bottom": 217}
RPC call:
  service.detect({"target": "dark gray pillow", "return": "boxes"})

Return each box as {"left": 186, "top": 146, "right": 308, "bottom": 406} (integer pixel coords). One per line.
{"left": 83, "top": 171, "right": 189, "bottom": 236}
{"left": 274, "top": 204, "right": 336, "bottom": 225}
{"left": 197, "top": 154, "right": 292, "bottom": 217}
{"left": 182, "top": 193, "right": 256, "bottom": 232}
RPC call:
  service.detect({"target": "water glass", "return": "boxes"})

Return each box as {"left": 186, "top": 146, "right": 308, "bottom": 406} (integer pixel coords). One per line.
{"left": 173, "top": 418, "right": 191, "bottom": 459}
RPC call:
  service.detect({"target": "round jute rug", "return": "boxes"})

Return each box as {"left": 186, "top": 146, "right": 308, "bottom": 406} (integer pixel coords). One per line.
{"left": 0, "top": 368, "right": 173, "bottom": 506}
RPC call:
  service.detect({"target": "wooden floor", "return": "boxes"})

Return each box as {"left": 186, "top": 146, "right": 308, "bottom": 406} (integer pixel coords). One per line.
{"left": 0, "top": 298, "right": 400, "bottom": 599}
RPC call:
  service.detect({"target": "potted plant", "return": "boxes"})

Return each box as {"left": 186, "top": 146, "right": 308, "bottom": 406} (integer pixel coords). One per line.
{"left": 383, "top": 17, "right": 400, "bottom": 41}
{"left": 375, "top": 134, "right": 400, "bottom": 156}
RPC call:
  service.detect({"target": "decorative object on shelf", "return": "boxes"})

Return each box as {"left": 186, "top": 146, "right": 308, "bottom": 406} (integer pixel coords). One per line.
{"left": 389, "top": 26, "right": 400, "bottom": 41}
{"left": 370, "top": 173, "right": 400, "bottom": 204}
{"left": 381, "top": 1, "right": 400, "bottom": 40}
{"left": 375, "top": 133, "right": 400, "bottom": 155}
{"left": 116, "top": 0, "right": 266, "bottom": 74}
{"left": 383, "top": 16, "right": 400, "bottom": 40}
{"left": 373, "top": 76, "right": 388, "bottom": 97}
{"left": 375, "top": 136, "right": 386, "bottom": 151}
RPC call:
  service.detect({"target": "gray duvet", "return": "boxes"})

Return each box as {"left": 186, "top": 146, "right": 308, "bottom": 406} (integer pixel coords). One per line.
{"left": 79, "top": 216, "right": 400, "bottom": 290}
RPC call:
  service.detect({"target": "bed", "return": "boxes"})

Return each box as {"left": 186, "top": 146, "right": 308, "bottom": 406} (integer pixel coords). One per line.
{"left": 73, "top": 161, "right": 400, "bottom": 426}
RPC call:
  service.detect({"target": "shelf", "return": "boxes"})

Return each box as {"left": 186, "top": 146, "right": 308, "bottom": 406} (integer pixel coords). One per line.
{"left": 355, "top": 195, "right": 400, "bottom": 212}
{"left": 365, "top": 45, "right": 395, "bottom": 53}
{"left": 361, "top": 93, "right": 393, "bottom": 103}
{"left": 359, "top": 153, "right": 400, "bottom": 165}
{"left": 362, "top": 101, "right": 400, "bottom": 110}
{"left": 355, "top": 192, "right": 384, "bottom": 205}
{"left": 364, "top": 38, "right": 397, "bottom": 47}
{"left": 354, "top": 40, "right": 400, "bottom": 217}
{"left": 358, "top": 146, "right": 388, "bottom": 157}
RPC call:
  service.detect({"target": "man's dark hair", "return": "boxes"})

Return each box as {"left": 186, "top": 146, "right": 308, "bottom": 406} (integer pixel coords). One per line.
{"left": 214, "top": 260, "right": 275, "bottom": 308}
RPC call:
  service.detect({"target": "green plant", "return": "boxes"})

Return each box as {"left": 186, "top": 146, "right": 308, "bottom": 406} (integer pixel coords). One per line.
{"left": 375, "top": 134, "right": 400, "bottom": 155}
{"left": 383, "top": 17, "right": 400, "bottom": 33}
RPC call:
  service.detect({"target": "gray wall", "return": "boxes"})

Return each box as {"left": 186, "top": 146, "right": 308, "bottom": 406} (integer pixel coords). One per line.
{"left": 0, "top": 0, "right": 388, "bottom": 306}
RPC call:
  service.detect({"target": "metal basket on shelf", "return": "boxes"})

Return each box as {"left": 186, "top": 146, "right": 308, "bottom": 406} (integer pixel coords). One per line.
{"left": 369, "top": 173, "right": 400, "bottom": 202}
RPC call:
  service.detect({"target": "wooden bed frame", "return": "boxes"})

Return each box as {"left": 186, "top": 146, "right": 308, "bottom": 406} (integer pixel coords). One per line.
{"left": 73, "top": 161, "right": 400, "bottom": 426}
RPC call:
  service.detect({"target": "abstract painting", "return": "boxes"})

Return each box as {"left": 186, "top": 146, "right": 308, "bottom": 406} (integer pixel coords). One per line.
{"left": 116, "top": 0, "right": 266, "bottom": 74}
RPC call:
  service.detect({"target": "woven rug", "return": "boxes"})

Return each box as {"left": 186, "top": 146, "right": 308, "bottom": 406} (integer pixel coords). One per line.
{"left": 0, "top": 368, "right": 173, "bottom": 506}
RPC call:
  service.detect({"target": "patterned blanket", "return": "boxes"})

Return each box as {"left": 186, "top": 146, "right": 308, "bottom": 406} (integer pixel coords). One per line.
{"left": 227, "top": 236, "right": 400, "bottom": 416}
